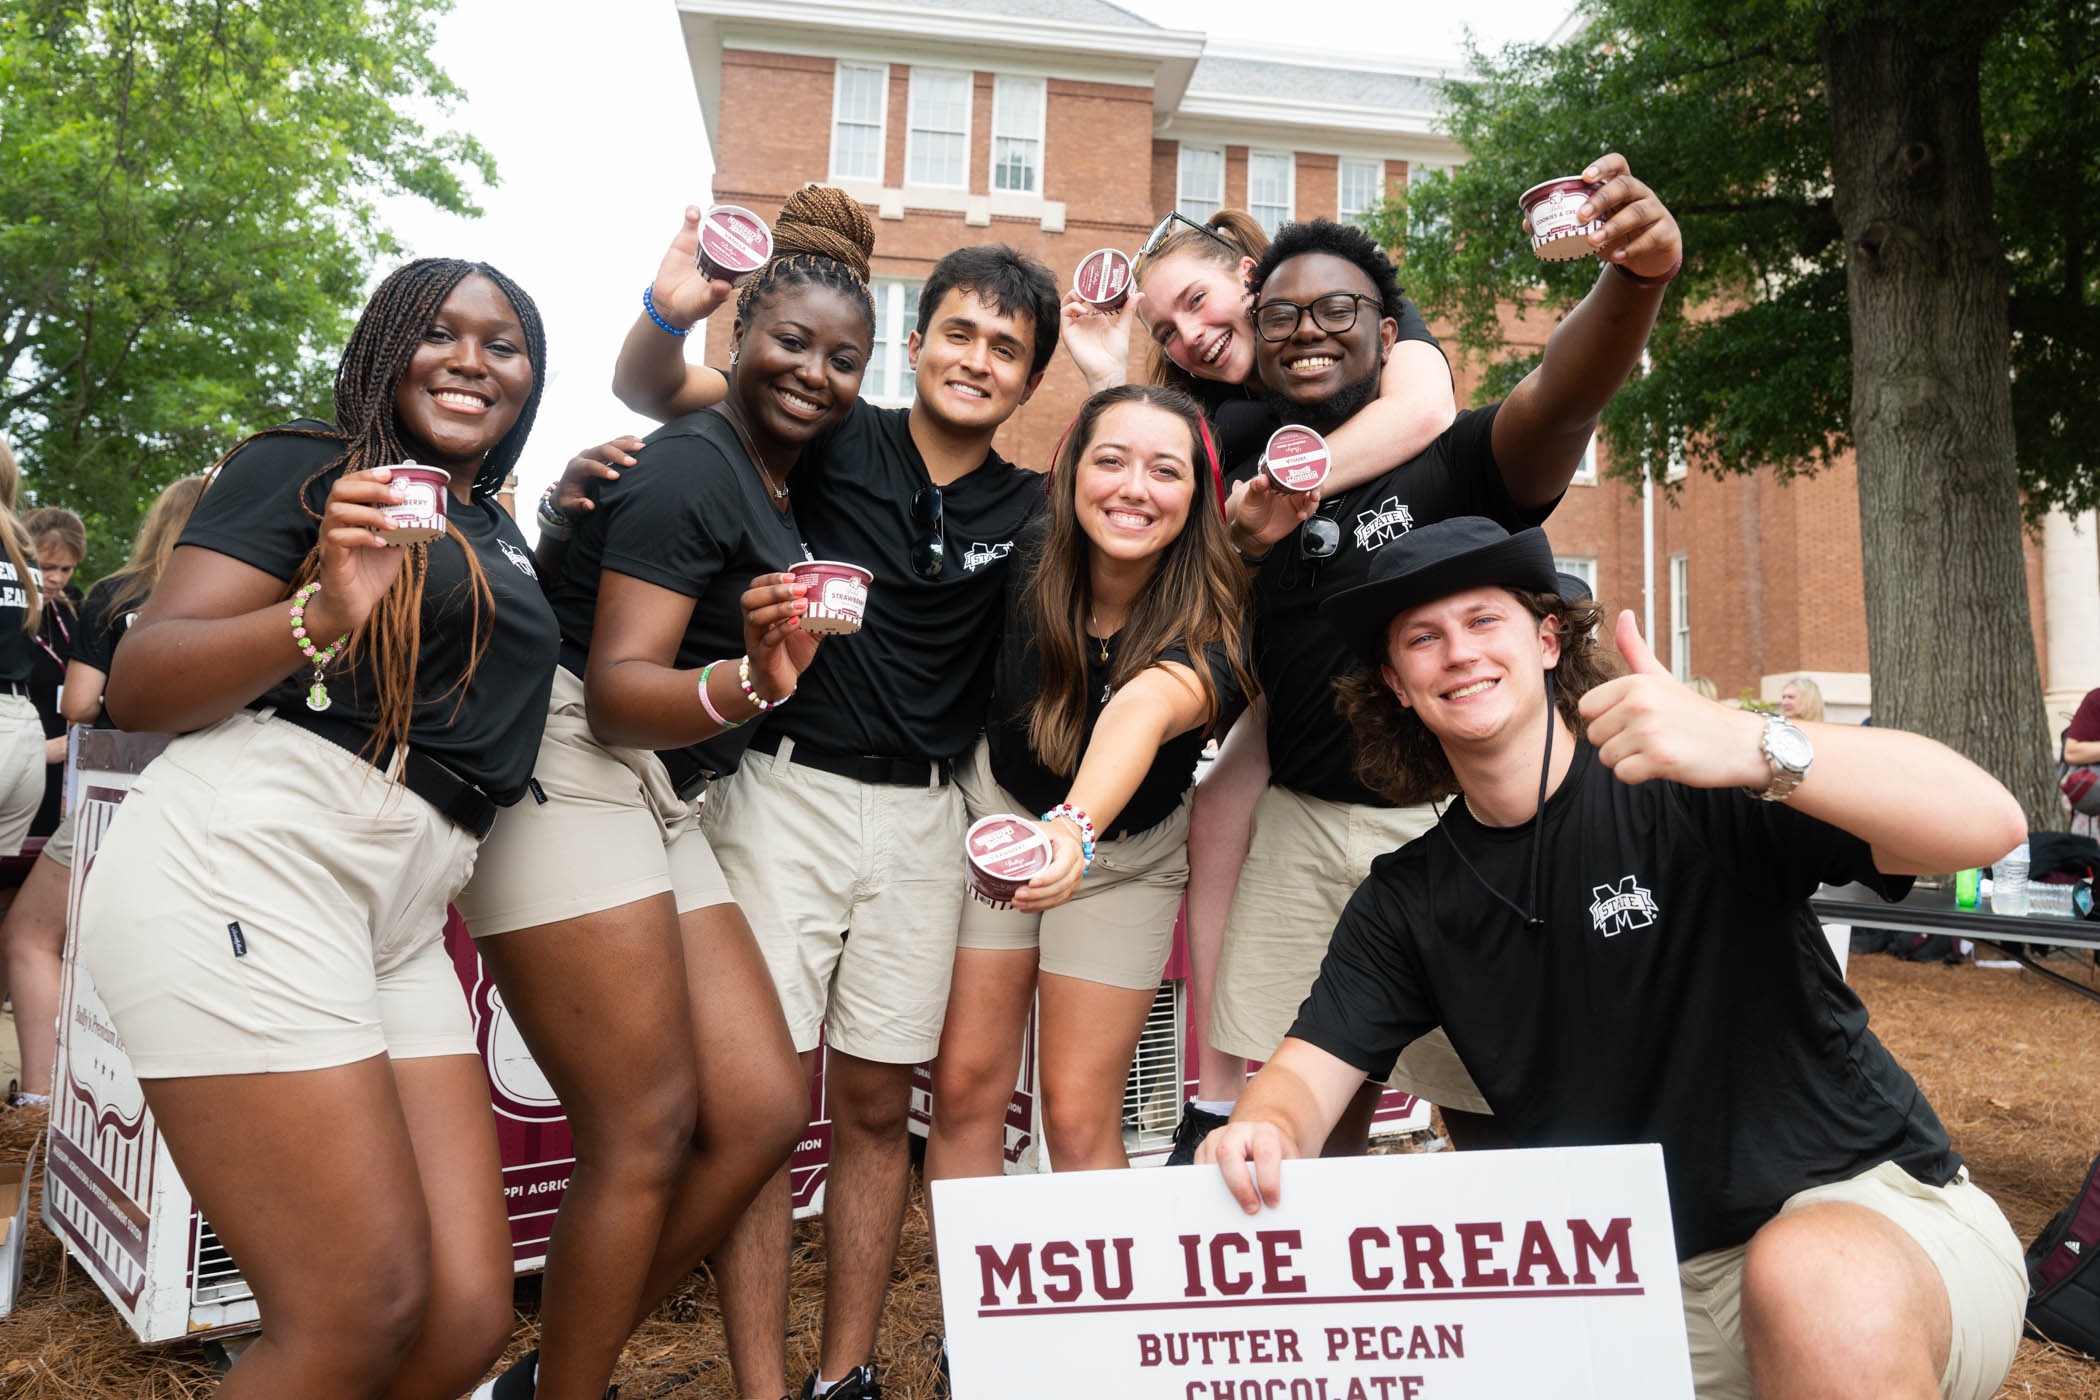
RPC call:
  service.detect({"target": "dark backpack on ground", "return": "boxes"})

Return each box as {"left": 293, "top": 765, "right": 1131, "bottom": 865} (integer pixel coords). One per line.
{"left": 2024, "top": 1151, "right": 2100, "bottom": 1356}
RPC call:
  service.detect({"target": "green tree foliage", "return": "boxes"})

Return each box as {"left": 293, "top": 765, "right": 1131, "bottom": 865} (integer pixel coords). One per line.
{"left": 1373, "top": 0, "right": 2094, "bottom": 511}
{"left": 0, "top": 0, "right": 494, "bottom": 575}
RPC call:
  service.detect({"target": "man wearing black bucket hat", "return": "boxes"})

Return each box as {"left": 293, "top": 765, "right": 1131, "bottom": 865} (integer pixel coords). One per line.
{"left": 1201, "top": 517, "right": 2030, "bottom": 1400}
{"left": 1195, "top": 168, "right": 1682, "bottom": 1164}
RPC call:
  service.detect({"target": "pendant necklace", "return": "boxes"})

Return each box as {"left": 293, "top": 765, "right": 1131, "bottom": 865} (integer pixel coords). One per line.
{"left": 716, "top": 407, "right": 790, "bottom": 502}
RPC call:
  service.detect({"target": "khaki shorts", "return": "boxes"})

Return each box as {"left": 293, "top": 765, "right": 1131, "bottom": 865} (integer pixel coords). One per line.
{"left": 77, "top": 710, "right": 481, "bottom": 1078}
{"left": 1680, "top": 1160, "right": 2025, "bottom": 1400}
{"left": 1211, "top": 784, "right": 1489, "bottom": 1113}
{"left": 701, "top": 736, "right": 963, "bottom": 1064}
{"left": 0, "top": 693, "right": 45, "bottom": 857}
{"left": 455, "top": 667, "right": 732, "bottom": 936}
{"left": 42, "top": 796, "right": 76, "bottom": 869}
{"left": 955, "top": 738, "right": 1189, "bottom": 991}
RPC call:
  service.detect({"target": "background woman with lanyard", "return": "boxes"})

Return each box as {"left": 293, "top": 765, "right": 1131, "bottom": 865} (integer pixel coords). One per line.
{"left": 2, "top": 475, "right": 202, "bottom": 1111}
{"left": 460, "top": 185, "right": 875, "bottom": 1400}
{"left": 77, "top": 258, "right": 565, "bottom": 1400}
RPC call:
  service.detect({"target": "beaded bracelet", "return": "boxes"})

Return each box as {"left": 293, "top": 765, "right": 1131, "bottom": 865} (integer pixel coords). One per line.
{"left": 1043, "top": 803, "right": 1098, "bottom": 875}
{"left": 535, "top": 483, "right": 573, "bottom": 541}
{"left": 642, "top": 285, "right": 690, "bottom": 338}
{"left": 738, "top": 654, "right": 791, "bottom": 710}
{"left": 697, "top": 661, "right": 744, "bottom": 729}
{"left": 289, "top": 582, "right": 350, "bottom": 713}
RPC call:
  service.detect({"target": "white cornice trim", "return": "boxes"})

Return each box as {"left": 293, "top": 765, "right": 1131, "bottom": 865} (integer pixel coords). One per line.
{"left": 1166, "top": 90, "right": 1454, "bottom": 142}
{"left": 1197, "top": 38, "right": 1464, "bottom": 81}
{"left": 678, "top": 0, "right": 1203, "bottom": 63}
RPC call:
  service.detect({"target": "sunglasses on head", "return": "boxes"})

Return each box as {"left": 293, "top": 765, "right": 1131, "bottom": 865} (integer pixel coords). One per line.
{"left": 1134, "top": 211, "right": 1237, "bottom": 277}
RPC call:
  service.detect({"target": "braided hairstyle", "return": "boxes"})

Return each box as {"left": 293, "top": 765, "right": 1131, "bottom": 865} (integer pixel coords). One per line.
{"left": 204, "top": 258, "right": 548, "bottom": 770}
{"left": 733, "top": 184, "right": 877, "bottom": 337}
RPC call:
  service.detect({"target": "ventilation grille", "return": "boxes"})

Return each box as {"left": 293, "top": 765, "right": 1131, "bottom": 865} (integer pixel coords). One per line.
{"left": 192, "top": 1217, "right": 253, "bottom": 1306}
{"left": 1122, "top": 980, "right": 1185, "bottom": 1150}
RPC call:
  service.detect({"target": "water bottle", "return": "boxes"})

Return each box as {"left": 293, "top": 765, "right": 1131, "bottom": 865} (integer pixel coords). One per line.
{"left": 1992, "top": 841, "right": 2030, "bottom": 917}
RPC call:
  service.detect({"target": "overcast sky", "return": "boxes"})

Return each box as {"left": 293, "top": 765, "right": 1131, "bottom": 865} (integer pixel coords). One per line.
{"left": 380, "top": 0, "right": 1575, "bottom": 512}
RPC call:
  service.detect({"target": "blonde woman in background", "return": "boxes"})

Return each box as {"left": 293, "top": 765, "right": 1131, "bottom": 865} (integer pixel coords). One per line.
{"left": 1780, "top": 675, "right": 1826, "bottom": 723}
{"left": 0, "top": 438, "right": 47, "bottom": 862}
{"left": 2, "top": 475, "right": 206, "bottom": 1108}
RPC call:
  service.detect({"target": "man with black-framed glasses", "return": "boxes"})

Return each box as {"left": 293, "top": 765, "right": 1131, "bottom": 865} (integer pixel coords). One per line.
{"left": 1197, "top": 154, "right": 1685, "bottom": 1167}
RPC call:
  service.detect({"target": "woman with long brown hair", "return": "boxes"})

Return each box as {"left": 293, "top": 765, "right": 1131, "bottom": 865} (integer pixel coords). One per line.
{"left": 0, "top": 438, "right": 48, "bottom": 865}
{"left": 924, "top": 384, "right": 1263, "bottom": 1217}
{"left": 1, "top": 475, "right": 204, "bottom": 1109}
{"left": 74, "top": 258, "right": 572, "bottom": 1399}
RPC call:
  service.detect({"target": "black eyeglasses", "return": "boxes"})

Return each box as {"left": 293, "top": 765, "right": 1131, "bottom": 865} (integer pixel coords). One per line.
{"left": 1252, "top": 292, "right": 1377, "bottom": 342}
{"left": 910, "top": 484, "right": 945, "bottom": 580}
{"left": 1134, "top": 211, "right": 1236, "bottom": 276}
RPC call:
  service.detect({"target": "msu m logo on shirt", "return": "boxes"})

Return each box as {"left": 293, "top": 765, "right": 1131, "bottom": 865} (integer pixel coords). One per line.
{"left": 1589, "top": 875, "right": 1659, "bottom": 937}
{"left": 962, "top": 540, "right": 1014, "bottom": 572}
{"left": 1353, "top": 498, "right": 1413, "bottom": 552}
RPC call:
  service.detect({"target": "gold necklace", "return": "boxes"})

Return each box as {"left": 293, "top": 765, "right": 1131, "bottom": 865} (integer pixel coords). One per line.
{"left": 715, "top": 406, "right": 790, "bottom": 502}
{"left": 1088, "top": 610, "right": 1110, "bottom": 662}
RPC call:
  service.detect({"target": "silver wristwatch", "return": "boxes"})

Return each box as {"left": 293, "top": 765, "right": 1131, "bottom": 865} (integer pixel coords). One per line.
{"left": 1748, "top": 714, "right": 1814, "bottom": 802}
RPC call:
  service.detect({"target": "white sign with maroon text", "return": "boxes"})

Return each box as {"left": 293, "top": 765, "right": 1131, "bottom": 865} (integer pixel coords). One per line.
{"left": 934, "top": 1145, "right": 1692, "bottom": 1399}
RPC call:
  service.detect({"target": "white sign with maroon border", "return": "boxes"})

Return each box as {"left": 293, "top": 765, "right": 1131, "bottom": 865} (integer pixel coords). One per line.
{"left": 935, "top": 1144, "right": 1692, "bottom": 1399}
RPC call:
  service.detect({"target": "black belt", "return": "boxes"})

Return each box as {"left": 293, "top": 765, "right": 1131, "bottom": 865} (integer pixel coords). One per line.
{"left": 255, "top": 704, "right": 502, "bottom": 839}
{"left": 746, "top": 729, "right": 951, "bottom": 787}
{"left": 0, "top": 679, "right": 27, "bottom": 697}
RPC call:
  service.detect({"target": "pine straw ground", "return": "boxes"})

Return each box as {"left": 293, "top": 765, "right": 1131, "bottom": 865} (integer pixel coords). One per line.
{"left": 7, "top": 953, "right": 2100, "bottom": 1397}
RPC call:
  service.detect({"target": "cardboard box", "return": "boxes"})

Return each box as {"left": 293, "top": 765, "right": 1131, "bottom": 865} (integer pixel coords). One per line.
{"left": 0, "top": 1138, "right": 38, "bottom": 1316}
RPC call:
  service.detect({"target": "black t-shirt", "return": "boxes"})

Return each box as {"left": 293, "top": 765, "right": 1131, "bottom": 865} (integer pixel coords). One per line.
{"left": 177, "top": 422, "right": 559, "bottom": 801}
{"left": 984, "top": 527, "right": 1244, "bottom": 837}
{"left": 776, "top": 402, "right": 1044, "bottom": 762}
{"left": 1290, "top": 740, "right": 1954, "bottom": 1259}
{"left": 0, "top": 550, "right": 37, "bottom": 684}
{"left": 70, "top": 575, "right": 136, "bottom": 728}
{"left": 550, "top": 408, "right": 811, "bottom": 781}
{"left": 1225, "top": 403, "right": 1554, "bottom": 805}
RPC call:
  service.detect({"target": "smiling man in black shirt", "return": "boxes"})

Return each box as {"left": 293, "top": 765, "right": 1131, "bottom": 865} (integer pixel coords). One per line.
{"left": 1203, "top": 517, "right": 2030, "bottom": 1400}
{"left": 1201, "top": 157, "right": 1683, "bottom": 1160}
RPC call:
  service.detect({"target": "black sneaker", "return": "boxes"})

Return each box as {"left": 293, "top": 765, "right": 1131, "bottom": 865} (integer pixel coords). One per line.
{"left": 473, "top": 1349, "right": 536, "bottom": 1400}
{"left": 796, "top": 1365, "right": 881, "bottom": 1400}
{"left": 1164, "top": 1102, "right": 1231, "bottom": 1167}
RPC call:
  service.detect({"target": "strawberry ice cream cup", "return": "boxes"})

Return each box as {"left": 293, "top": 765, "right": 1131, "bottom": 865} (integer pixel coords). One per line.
{"left": 964, "top": 815, "right": 1055, "bottom": 909}
{"left": 376, "top": 465, "right": 450, "bottom": 545}
{"left": 696, "top": 204, "right": 773, "bottom": 282}
{"left": 1073, "top": 248, "right": 1134, "bottom": 312}
{"left": 1519, "top": 177, "right": 1605, "bottom": 262}
{"left": 788, "top": 559, "right": 872, "bottom": 636}
{"left": 1259, "top": 425, "right": 1332, "bottom": 494}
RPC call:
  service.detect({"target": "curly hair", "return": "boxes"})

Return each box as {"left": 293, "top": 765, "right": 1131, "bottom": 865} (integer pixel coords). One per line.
{"left": 1336, "top": 588, "right": 1615, "bottom": 805}
{"left": 734, "top": 183, "right": 876, "bottom": 337}
{"left": 1246, "top": 218, "right": 1409, "bottom": 327}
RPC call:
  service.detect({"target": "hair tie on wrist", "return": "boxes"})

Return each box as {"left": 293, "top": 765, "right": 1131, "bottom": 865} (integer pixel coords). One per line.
{"left": 1612, "top": 256, "right": 1682, "bottom": 290}
{"left": 643, "top": 285, "right": 690, "bottom": 337}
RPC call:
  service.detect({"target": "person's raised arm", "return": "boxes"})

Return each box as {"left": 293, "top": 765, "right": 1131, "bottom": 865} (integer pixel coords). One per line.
{"left": 1197, "top": 1038, "right": 1368, "bottom": 1213}
{"left": 59, "top": 659, "right": 106, "bottom": 726}
{"left": 104, "top": 468, "right": 409, "bottom": 734}
{"left": 1017, "top": 660, "right": 1216, "bottom": 913}
{"left": 1580, "top": 611, "right": 2027, "bottom": 875}
{"left": 1316, "top": 337, "right": 1457, "bottom": 494}
{"left": 580, "top": 570, "right": 814, "bottom": 752}
{"left": 610, "top": 206, "right": 735, "bottom": 422}
{"left": 1058, "top": 288, "right": 1142, "bottom": 395}
{"left": 1491, "top": 153, "right": 1682, "bottom": 509}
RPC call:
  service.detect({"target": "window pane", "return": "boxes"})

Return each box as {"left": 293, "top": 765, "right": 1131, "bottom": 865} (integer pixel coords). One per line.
{"left": 868, "top": 280, "right": 924, "bottom": 404}
{"left": 833, "top": 65, "right": 885, "bottom": 181}
{"left": 908, "top": 71, "right": 969, "bottom": 186}
{"left": 1249, "top": 153, "right": 1292, "bottom": 236}
{"left": 994, "top": 136, "right": 1037, "bottom": 192}
{"left": 1339, "top": 160, "right": 1382, "bottom": 225}
{"left": 1178, "top": 147, "right": 1223, "bottom": 221}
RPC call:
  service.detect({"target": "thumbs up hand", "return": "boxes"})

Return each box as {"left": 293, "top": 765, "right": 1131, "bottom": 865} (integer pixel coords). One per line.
{"left": 1577, "top": 611, "right": 1768, "bottom": 789}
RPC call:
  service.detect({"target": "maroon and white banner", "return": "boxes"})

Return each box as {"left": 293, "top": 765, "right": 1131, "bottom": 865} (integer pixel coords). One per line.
{"left": 935, "top": 1145, "right": 1692, "bottom": 1399}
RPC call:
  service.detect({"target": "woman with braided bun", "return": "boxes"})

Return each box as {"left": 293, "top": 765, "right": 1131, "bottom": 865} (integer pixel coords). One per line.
{"left": 74, "top": 259, "right": 577, "bottom": 1398}
{"left": 460, "top": 183, "right": 878, "bottom": 1400}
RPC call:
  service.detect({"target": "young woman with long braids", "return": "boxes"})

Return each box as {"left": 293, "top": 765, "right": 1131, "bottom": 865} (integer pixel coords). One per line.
{"left": 924, "top": 383, "right": 1269, "bottom": 1207}
{"left": 0, "top": 441, "right": 48, "bottom": 865}
{"left": 458, "top": 184, "right": 876, "bottom": 1400}
{"left": 1056, "top": 210, "right": 1462, "bottom": 1159}
{"left": 75, "top": 258, "right": 570, "bottom": 1400}
{"left": 2, "top": 476, "right": 203, "bottom": 1109}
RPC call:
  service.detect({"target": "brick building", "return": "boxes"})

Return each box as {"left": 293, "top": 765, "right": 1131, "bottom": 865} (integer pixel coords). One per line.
{"left": 674, "top": 0, "right": 2097, "bottom": 726}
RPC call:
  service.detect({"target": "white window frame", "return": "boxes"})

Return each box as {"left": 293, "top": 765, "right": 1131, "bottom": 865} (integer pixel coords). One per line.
{"left": 1669, "top": 553, "right": 1691, "bottom": 682}
{"left": 1572, "top": 432, "right": 1597, "bottom": 485}
{"left": 1666, "top": 432, "right": 1688, "bottom": 482}
{"left": 828, "top": 62, "right": 889, "bottom": 184}
{"left": 1247, "top": 151, "right": 1296, "bottom": 237}
{"left": 906, "top": 67, "right": 972, "bottom": 190}
{"left": 1338, "top": 158, "right": 1384, "bottom": 227}
{"left": 865, "top": 278, "right": 923, "bottom": 408}
{"left": 1177, "top": 145, "right": 1224, "bottom": 220}
{"left": 1554, "top": 556, "right": 1598, "bottom": 597}
{"left": 988, "top": 75, "right": 1045, "bottom": 196}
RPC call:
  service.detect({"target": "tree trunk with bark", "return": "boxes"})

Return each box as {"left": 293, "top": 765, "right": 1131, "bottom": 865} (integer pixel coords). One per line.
{"left": 1821, "top": 9, "right": 2058, "bottom": 833}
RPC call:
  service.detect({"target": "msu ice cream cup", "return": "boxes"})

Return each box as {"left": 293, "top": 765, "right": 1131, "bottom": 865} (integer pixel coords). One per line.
{"left": 1519, "top": 177, "right": 1606, "bottom": 262}
{"left": 789, "top": 559, "right": 872, "bottom": 636}
{"left": 376, "top": 464, "right": 450, "bottom": 545}
{"left": 964, "top": 814, "right": 1054, "bottom": 909}
{"left": 1073, "top": 248, "right": 1134, "bottom": 312}
{"left": 1259, "top": 425, "right": 1332, "bottom": 494}
{"left": 696, "top": 204, "right": 773, "bottom": 282}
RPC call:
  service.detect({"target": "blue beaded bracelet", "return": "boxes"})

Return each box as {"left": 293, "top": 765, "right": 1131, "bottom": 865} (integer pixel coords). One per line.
{"left": 642, "top": 285, "right": 689, "bottom": 338}
{"left": 1043, "top": 805, "right": 1097, "bottom": 876}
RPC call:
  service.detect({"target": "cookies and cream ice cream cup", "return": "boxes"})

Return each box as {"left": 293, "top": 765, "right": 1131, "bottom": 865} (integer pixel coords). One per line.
{"left": 1519, "top": 177, "right": 1606, "bottom": 262}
